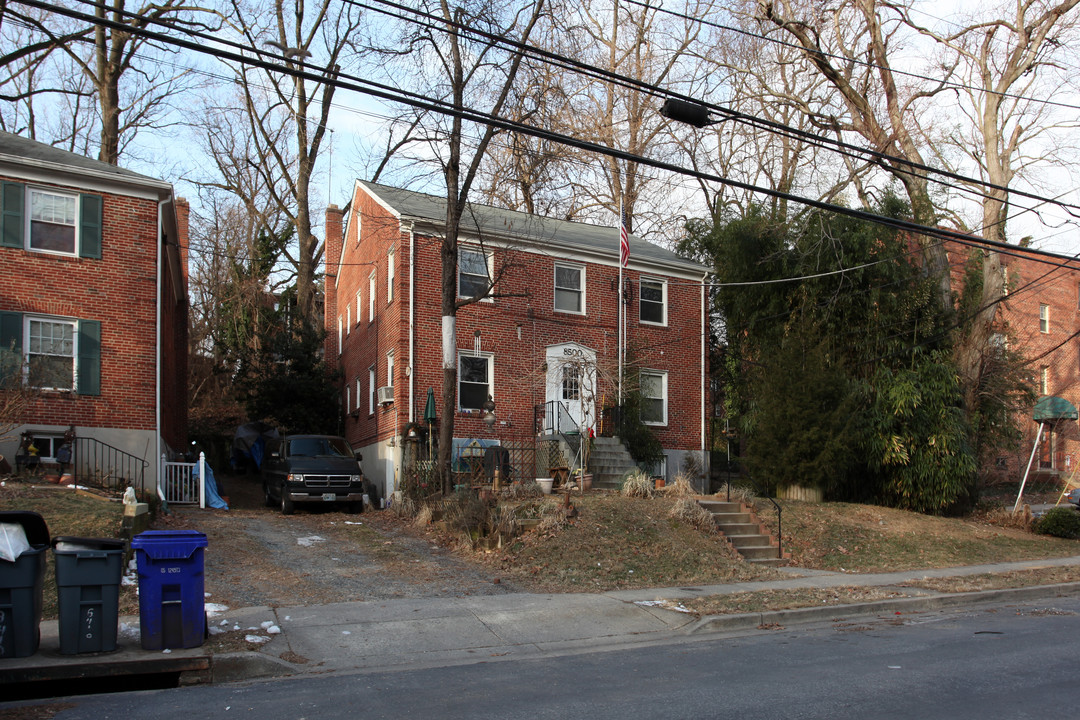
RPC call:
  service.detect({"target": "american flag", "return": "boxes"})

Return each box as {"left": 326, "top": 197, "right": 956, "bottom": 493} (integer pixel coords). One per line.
{"left": 619, "top": 212, "right": 630, "bottom": 268}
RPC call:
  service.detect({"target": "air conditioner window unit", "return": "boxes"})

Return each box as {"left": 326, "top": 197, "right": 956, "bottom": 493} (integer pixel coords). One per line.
{"left": 377, "top": 386, "right": 394, "bottom": 404}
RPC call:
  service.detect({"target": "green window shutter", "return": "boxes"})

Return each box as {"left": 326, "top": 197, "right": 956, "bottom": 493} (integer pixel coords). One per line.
{"left": 0, "top": 311, "right": 23, "bottom": 386}
{"left": 2, "top": 182, "right": 24, "bottom": 249}
{"left": 77, "top": 319, "right": 101, "bottom": 395}
{"left": 79, "top": 193, "right": 102, "bottom": 259}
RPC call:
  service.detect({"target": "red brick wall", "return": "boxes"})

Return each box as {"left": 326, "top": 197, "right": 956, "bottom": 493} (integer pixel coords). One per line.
{"left": 161, "top": 197, "right": 189, "bottom": 450}
{"left": 330, "top": 186, "right": 705, "bottom": 454}
{"left": 0, "top": 176, "right": 162, "bottom": 432}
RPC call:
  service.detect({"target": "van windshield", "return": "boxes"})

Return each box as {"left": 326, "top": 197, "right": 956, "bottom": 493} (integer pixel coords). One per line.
{"left": 287, "top": 437, "right": 353, "bottom": 458}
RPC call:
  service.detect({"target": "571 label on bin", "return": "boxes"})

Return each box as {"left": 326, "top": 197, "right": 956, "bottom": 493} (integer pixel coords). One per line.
{"left": 160, "top": 567, "right": 182, "bottom": 573}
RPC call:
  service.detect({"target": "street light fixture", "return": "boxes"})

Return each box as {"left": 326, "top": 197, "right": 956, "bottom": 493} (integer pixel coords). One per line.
{"left": 659, "top": 98, "right": 717, "bottom": 128}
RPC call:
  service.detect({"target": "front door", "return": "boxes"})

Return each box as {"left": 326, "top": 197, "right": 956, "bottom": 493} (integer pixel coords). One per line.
{"left": 545, "top": 343, "right": 596, "bottom": 434}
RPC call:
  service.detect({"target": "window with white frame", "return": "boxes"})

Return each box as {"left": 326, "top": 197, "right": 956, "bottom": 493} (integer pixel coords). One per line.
{"left": 27, "top": 317, "right": 76, "bottom": 390}
{"left": 345, "top": 385, "right": 350, "bottom": 413}
{"left": 337, "top": 316, "right": 342, "bottom": 355}
{"left": 355, "top": 377, "right": 362, "bottom": 411}
{"left": 355, "top": 290, "right": 362, "bottom": 325}
{"left": 368, "top": 365, "right": 376, "bottom": 414}
{"left": 458, "top": 352, "right": 492, "bottom": 410}
{"left": 346, "top": 302, "right": 351, "bottom": 334}
{"left": 368, "top": 272, "right": 376, "bottom": 322}
{"left": 639, "top": 370, "right": 667, "bottom": 425}
{"left": 458, "top": 247, "right": 491, "bottom": 300}
{"left": 2, "top": 184, "right": 101, "bottom": 258}
{"left": 562, "top": 364, "right": 580, "bottom": 401}
{"left": 640, "top": 278, "right": 666, "bottom": 325}
{"left": 386, "top": 350, "right": 394, "bottom": 387}
{"left": 554, "top": 263, "right": 584, "bottom": 314}
{"left": 1040, "top": 366, "right": 1049, "bottom": 395}
{"left": 387, "top": 247, "right": 395, "bottom": 303}
{"left": 1039, "top": 304, "right": 1050, "bottom": 333}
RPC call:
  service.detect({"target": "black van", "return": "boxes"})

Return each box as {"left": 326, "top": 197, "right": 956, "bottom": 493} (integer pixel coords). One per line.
{"left": 262, "top": 434, "right": 366, "bottom": 514}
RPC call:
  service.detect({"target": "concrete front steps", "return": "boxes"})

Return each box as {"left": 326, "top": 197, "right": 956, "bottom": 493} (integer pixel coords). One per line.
{"left": 698, "top": 499, "right": 788, "bottom": 566}
{"left": 587, "top": 436, "right": 640, "bottom": 490}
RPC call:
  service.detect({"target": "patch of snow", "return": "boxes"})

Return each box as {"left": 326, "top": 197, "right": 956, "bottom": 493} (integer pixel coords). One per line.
{"left": 297, "top": 535, "right": 325, "bottom": 546}
{"left": 342, "top": 630, "right": 351, "bottom": 636}
{"left": 245, "top": 635, "right": 271, "bottom": 644}
{"left": 344, "top": 521, "right": 363, "bottom": 525}
{"left": 205, "top": 603, "right": 230, "bottom": 617}
{"left": 634, "top": 600, "right": 692, "bottom": 614}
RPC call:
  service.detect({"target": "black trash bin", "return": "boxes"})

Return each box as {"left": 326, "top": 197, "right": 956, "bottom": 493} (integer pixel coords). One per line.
{"left": 0, "top": 511, "right": 50, "bottom": 659}
{"left": 52, "top": 536, "right": 126, "bottom": 654}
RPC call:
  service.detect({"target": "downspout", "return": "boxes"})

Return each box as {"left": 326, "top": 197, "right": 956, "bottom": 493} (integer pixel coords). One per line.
{"left": 700, "top": 273, "right": 708, "bottom": 491}
{"left": 155, "top": 195, "right": 169, "bottom": 492}
{"left": 408, "top": 223, "right": 416, "bottom": 425}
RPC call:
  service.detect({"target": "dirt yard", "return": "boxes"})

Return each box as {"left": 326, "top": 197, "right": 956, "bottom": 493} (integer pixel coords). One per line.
{"left": 161, "top": 473, "right": 517, "bottom": 610}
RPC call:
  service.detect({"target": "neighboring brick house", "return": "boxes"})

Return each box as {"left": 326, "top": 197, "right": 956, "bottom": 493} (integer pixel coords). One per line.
{"left": 324, "top": 181, "right": 710, "bottom": 500}
{"left": 949, "top": 241, "right": 1080, "bottom": 483}
{"left": 0, "top": 131, "right": 188, "bottom": 494}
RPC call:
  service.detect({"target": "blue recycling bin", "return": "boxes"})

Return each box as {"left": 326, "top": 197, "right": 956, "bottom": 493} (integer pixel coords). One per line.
{"left": 52, "top": 536, "right": 126, "bottom": 654}
{"left": 130, "top": 530, "right": 208, "bottom": 650}
{"left": 0, "top": 511, "right": 49, "bottom": 659}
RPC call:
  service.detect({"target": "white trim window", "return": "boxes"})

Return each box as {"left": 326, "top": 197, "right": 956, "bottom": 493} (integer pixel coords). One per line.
{"left": 355, "top": 377, "right": 362, "bottom": 411}
{"left": 640, "top": 370, "right": 667, "bottom": 425}
{"left": 28, "top": 188, "right": 77, "bottom": 254}
{"left": 26, "top": 316, "right": 76, "bottom": 390}
{"left": 345, "top": 302, "right": 351, "bottom": 334}
{"left": 640, "top": 278, "right": 667, "bottom": 325}
{"left": 368, "top": 271, "right": 376, "bottom": 322}
{"left": 386, "top": 350, "right": 395, "bottom": 387}
{"left": 458, "top": 352, "right": 493, "bottom": 411}
{"left": 458, "top": 247, "right": 492, "bottom": 301}
{"left": 387, "top": 247, "right": 395, "bottom": 303}
{"left": 368, "top": 365, "right": 376, "bottom": 414}
{"left": 1040, "top": 366, "right": 1050, "bottom": 395}
{"left": 1039, "top": 304, "right": 1050, "bottom": 334}
{"left": 355, "top": 290, "right": 363, "bottom": 326}
{"left": 337, "top": 316, "right": 342, "bottom": 355}
{"left": 554, "top": 263, "right": 584, "bottom": 314}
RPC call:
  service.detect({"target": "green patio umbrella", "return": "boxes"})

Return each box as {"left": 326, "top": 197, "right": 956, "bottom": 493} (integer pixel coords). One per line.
{"left": 423, "top": 388, "right": 437, "bottom": 457}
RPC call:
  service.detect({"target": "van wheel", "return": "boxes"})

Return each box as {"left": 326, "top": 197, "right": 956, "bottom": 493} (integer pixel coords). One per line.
{"left": 348, "top": 501, "right": 364, "bottom": 514}
{"left": 263, "top": 484, "right": 275, "bottom": 507}
{"left": 281, "top": 492, "right": 295, "bottom": 515}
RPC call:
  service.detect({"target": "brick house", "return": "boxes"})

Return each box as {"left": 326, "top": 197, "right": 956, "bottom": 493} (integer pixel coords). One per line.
{"left": 0, "top": 131, "right": 188, "bottom": 495}
{"left": 992, "top": 245, "right": 1080, "bottom": 483}
{"left": 324, "top": 181, "right": 710, "bottom": 500}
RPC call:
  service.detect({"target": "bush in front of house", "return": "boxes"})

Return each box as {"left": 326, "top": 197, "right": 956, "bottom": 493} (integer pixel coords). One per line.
{"left": 1034, "top": 507, "right": 1080, "bottom": 539}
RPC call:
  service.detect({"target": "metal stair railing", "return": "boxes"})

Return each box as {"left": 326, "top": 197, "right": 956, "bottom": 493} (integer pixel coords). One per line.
{"left": 537, "top": 401, "right": 578, "bottom": 436}
{"left": 730, "top": 473, "right": 783, "bottom": 560}
{"left": 72, "top": 436, "right": 149, "bottom": 498}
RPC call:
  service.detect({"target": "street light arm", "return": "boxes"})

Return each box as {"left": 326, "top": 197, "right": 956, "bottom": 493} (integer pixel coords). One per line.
{"left": 660, "top": 98, "right": 717, "bottom": 128}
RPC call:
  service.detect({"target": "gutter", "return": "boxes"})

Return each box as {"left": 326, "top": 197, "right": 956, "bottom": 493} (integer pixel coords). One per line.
{"left": 155, "top": 195, "right": 169, "bottom": 491}
{"left": 408, "top": 222, "right": 416, "bottom": 426}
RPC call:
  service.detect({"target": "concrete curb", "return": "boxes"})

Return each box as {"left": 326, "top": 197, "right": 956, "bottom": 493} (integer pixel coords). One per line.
{"left": 686, "top": 581, "right": 1080, "bottom": 634}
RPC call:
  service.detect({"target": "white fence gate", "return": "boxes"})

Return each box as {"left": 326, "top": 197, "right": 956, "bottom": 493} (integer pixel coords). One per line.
{"left": 159, "top": 452, "right": 206, "bottom": 508}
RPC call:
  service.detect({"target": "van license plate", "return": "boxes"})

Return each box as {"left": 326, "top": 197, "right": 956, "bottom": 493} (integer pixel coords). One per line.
{"left": 322, "top": 493, "right": 336, "bottom": 501}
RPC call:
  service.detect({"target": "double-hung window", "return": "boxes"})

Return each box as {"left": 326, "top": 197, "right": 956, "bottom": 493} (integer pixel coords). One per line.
{"left": 458, "top": 248, "right": 491, "bottom": 300}
{"left": 2, "top": 183, "right": 102, "bottom": 258}
{"left": 1039, "top": 304, "right": 1050, "bottom": 334}
{"left": 554, "top": 263, "right": 584, "bottom": 314}
{"left": 639, "top": 370, "right": 667, "bottom": 425}
{"left": 368, "top": 366, "right": 376, "bottom": 414}
{"left": 458, "top": 352, "right": 492, "bottom": 411}
{"left": 355, "top": 290, "right": 363, "bottom": 326}
{"left": 0, "top": 312, "right": 99, "bottom": 395}
{"left": 27, "top": 317, "right": 76, "bottom": 390}
{"left": 368, "top": 272, "right": 376, "bottom": 322}
{"left": 640, "top": 278, "right": 666, "bottom": 325}
{"left": 387, "top": 248, "right": 395, "bottom": 303}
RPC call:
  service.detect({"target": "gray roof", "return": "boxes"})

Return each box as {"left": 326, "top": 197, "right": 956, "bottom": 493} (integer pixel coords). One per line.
{"left": 0, "top": 131, "right": 169, "bottom": 190}
{"left": 360, "top": 181, "right": 707, "bottom": 277}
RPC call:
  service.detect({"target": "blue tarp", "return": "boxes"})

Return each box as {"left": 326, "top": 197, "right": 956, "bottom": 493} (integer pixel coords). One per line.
{"left": 195, "top": 462, "right": 228, "bottom": 510}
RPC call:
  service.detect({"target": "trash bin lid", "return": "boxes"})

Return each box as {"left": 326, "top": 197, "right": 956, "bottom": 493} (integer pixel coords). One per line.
{"left": 131, "top": 530, "right": 208, "bottom": 559}
{"left": 0, "top": 511, "right": 49, "bottom": 547}
{"left": 51, "top": 536, "right": 126, "bottom": 552}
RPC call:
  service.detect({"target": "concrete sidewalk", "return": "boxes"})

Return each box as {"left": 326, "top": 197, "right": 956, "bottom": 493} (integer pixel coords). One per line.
{"left": 5, "top": 554, "right": 1080, "bottom": 690}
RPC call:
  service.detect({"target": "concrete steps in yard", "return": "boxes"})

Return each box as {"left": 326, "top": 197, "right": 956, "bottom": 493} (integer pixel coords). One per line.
{"left": 587, "top": 436, "right": 640, "bottom": 489}
{"left": 698, "top": 499, "right": 788, "bottom": 566}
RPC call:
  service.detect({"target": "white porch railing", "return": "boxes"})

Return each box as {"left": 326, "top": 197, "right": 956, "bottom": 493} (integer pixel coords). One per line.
{"left": 159, "top": 452, "right": 206, "bottom": 508}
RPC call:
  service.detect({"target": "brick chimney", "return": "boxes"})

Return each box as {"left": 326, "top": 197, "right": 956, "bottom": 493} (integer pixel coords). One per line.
{"left": 324, "top": 204, "right": 345, "bottom": 362}
{"left": 174, "top": 197, "right": 190, "bottom": 283}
